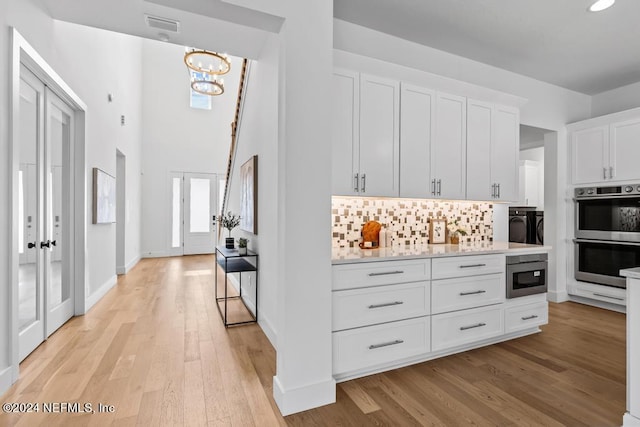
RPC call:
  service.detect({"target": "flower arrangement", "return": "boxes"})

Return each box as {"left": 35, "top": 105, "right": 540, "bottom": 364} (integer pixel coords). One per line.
{"left": 448, "top": 219, "right": 468, "bottom": 244}
{"left": 214, "top": 211, "right": 241, "bottom": 237}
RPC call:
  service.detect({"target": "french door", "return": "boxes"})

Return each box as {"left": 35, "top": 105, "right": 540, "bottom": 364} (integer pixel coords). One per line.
{"left": 170, "top": 172, "right": 220, "bottom": 255}
{"left": 18, "top": 65, "right": 75, "bottom": 361}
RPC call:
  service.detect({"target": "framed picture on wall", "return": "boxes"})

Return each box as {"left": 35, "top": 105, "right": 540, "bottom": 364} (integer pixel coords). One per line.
{"left": 429, "top": 218, "right": 447, "bottom": 244}
{"left": 240, "top": 155, "right": 258, "bottom": 234}
{"left": 92, "top": 167, "right": 116, "bottom": 224}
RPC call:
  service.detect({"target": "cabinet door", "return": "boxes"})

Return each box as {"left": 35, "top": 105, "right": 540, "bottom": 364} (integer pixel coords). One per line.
{"left": 466, "top": 99, "right": 492, "bottom": 200}
{"left": 571, "top": 125, "right": 609, "bottom": 184}
{"left": 331, "top": 70, "right": 360, "bottom": 195}
{"left": 492, "top": 105, "right": 519, "bottom": 201}
{"left": 359, "top": 74, "right": 400, "bottom": 197}
{"left": 610, "top": 117, "right": 640, "bottom": 182}
{"left": 432, "top": 92, "right": 466, "bottom": 199}
{"left": 400, "top": 83, "right": 434, "bottom": 198}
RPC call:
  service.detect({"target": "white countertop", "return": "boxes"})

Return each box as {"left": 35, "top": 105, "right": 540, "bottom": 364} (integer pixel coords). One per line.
{"left": 621, "top": 268, "right": 640, "bottom": 280}
{"left": 332, "top": 241, "right": 551, "bottom": 264}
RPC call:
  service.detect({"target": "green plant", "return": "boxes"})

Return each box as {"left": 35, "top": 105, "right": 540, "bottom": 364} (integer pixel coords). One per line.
{"left": 214, "top": 211, "right": 241, "bottom": 237}
{"left": 448, "top": 219, "right": 468, "bottom": 236}
{"left": 238, "top": 237, "right": 249, "bottom": 248}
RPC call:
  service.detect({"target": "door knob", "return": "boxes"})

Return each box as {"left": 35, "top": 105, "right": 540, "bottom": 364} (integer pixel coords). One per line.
{"left": 27, "top": 242, "right": 36, "bottom": 249}
{"left": 40, "top": 240, "right": 51, "bottom": 249}
{"left": 51, "top": 240, "right": 57, "bottom": 247}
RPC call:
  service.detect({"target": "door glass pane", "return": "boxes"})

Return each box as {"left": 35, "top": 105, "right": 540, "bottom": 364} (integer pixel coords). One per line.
{"left": 190, "top": 178, "right": 210, "bottom": 233}
{"left": 19, "top": 78, "right": 39, "bottom": 331}
{"left": 48, "top": 102, "right": 70, "bottom": 309}
{"left": 172, "top": 177, "right": 181, "bottom": 247}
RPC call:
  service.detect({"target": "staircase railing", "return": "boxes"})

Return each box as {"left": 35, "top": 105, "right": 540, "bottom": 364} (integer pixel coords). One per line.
{"left": 219, "top": 58, "right": 249, "bottom": 238}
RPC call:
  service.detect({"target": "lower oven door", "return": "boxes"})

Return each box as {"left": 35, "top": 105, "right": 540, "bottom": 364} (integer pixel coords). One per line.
{"left": 507, "top": 261, "right": 547, "bottom": 298}
{"left": 574, "top": 239, "right": 640, "bottom": 288}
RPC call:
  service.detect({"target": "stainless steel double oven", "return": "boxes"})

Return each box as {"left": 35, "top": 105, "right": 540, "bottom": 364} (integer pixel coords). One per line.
{"left": 574, "top": 184, "right": 640, "bottom": 288}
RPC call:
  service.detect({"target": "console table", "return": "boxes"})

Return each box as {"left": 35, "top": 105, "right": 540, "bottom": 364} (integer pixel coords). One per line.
{"left": 215, "top": 246, "right": 258, "bottom": 327}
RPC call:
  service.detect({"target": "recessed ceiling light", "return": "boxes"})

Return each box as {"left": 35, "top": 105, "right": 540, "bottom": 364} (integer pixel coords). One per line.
{"left": 588, "top": 0, "right": 615, "bottom": 12}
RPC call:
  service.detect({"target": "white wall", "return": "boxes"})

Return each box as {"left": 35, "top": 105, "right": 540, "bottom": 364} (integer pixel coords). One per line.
{"left": 225, "top": 36, "right": 279, "bottom": 346}
{"left": 140, "top": 40, "right": 240, "bottom": 257}
{"left": 1, "top": 0, "right": 144, "bottom": 393}
{"left": 592, "top": 81, "right": 640, "bottom": 118}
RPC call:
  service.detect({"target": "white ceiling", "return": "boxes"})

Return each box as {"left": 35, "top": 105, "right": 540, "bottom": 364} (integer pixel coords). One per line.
{"left": 334, "top": 0, "right": 640, "bottom": 95}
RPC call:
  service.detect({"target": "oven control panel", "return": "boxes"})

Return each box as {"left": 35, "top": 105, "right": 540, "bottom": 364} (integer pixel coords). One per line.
{"left": 575, "top": 184, "right": 640, "bottom": 198}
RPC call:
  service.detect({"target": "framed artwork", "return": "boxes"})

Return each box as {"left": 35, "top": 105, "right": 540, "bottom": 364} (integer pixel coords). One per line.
{"left": 240, "top": 155, "right": 258, "bottom": 234}
{"left": 429, "top": 218, "right": 447, "bottom": 244}
{"left": 92, "top": 167, "right": 116, "bottom": 224}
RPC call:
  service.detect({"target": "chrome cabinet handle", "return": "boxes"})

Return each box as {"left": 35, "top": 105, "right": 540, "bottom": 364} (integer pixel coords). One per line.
{"left": 437, "top": 179, "right": 442, "bottom": 196}
{"left": 431, "top": 179, "right": 436, "bottom": 195}
{"left": 603, "top": 167, "right": 607, "bottom": 179}
{"left": 497, "top": 183, "right": 501, "bottom": 198}
{"left": 593, "top": 292, "right": 624, "bottom": 301}
{"left": 521, "top": 315, "right": 539, "bottom": 321}
{"left": 459, "top": 290, "right": 487, "bottom": 296}
{"left": 460, "top": 322, "right": 486, "bottom": 331}
{"left": 368, "top": 270, "right": 404, "bottom": 277}
{"left": 609, "top": 166, "right": 614, "bottom": 179}
{"left": 361, "top": 173, "right": 366, "bottom": 193}
{"left": 368, "top": 301, "right": 404, "bottom": 309}
{"left": 354, "top": 173, "right": 359, "bottom": 192}
{"left": 459, "top": 263, "right": 486, "bottom": 269}
{"left": 369, "top": 339, "right": 404, "bottom": 350}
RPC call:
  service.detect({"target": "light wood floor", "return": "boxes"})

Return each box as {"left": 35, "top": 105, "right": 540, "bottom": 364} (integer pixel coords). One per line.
{"left": 0, "top": 256, "right": 626, "bottom": 426}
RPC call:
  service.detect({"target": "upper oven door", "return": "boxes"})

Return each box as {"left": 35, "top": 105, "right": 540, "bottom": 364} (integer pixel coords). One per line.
{"left": 575, "top": 195, "right": 640, "bottom": 242}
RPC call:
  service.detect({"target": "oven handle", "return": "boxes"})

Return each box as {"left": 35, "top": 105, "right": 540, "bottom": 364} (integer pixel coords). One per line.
{"left": 574, "top": 239, "right": 640, "bottom": 247}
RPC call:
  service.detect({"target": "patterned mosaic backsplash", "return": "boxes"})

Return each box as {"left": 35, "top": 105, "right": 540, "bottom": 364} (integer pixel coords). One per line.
{"left": 332, "top": 197, "right": 493, "bottom": 248}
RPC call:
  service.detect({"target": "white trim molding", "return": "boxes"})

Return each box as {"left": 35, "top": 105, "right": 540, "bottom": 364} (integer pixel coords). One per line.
{"left": 273, "top": 375, "right": 336, "bottom": 416}
{"left": 0, "top": 366, "right": 13, "bottom": 395}
{"left": 85, "top": 275, "right": 118, "bottom": 312}
{"left": 116, "top": 255, "right": 141, "bottom": 275}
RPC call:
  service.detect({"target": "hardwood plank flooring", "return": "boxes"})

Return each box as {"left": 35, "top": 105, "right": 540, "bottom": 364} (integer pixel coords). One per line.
{"left": 0, "top": 256, "right": 626, "bottom": 426}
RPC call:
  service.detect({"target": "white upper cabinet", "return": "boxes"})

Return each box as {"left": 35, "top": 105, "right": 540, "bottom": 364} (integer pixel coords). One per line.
{"left": 571, "top": 125, "right": 609, "bottom": 184}
{"left": 359, "top": 74, "right": 400, "bottom": 197}
{"left": 466, "top": 101, "right": 519, "bottom": 202}
{"left": 610, "top": 117, "right": 640, "bottom": 182}
{"left": 331, "top": 69, "right": 360, "bottom": 196}
{"left": 400, "top": 83, "right": 435, "bottom": 198}
{"left": 432, "top": 93, "right": 467, "bottom": 200}
{"left": 331, "top": 71, "right": 400, "bottom": 197}
{"left": 571, "top": 117, "right": 640, "bottom": 184}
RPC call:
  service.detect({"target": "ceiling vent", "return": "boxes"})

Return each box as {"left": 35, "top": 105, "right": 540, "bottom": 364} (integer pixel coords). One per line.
{"left": 145, "top": 15, "right": 180, "bottom": 33}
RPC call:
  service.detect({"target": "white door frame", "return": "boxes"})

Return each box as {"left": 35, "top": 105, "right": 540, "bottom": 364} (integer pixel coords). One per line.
{"left": 9, "top": 28, "right": 87, "bottom": 384}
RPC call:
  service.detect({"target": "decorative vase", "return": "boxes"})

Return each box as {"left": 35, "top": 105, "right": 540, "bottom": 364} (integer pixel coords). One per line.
{"left": 450, "top": 235, "right": 460, "bottom": 244}
{"left": 238, "top": 247, "right": 247, "bottom": 255}
{"left": 225, "top": 237, "right": 235, "bottom": 249}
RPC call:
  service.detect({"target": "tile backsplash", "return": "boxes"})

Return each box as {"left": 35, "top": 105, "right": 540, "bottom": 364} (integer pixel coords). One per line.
{"left": 332, "top": 197, "right": 493, "bottom": 248}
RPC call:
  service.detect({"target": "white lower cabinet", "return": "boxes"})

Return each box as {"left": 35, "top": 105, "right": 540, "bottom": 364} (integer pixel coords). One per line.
{"left": 333, "top": 316, "right": 431, "bottom": 375}
{"left": 431, "top": 305, "right": 504, "bottom": 352}
{"left": 504, "top": 301, "right": 548, "bottom": 334}
{"left": 431, "top": 273, "right": 504, "bottom": 314}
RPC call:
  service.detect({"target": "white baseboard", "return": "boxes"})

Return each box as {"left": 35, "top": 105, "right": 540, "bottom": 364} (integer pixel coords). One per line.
{"left": 116, "top": 254, "right": 141, "bottom": 275}
{"left": 141, "top": 251, "right": 170, "bottom": 259}
{"left": 85, "top": 275, "right": 117, "bottom": 312}
{"left": 273, "top": 375, "right": 336, "bottom": 416}
{"left": 568, "top": 295, "right": 627, "bottom": 313}
{"left": 547, "top": 289, "right": 569, "bottom": 303}
{"left": 624, "top": 412, "right": 640, "bottom": 426}
{"left": 0, "top": 365, "right": 13, "bottom": 396}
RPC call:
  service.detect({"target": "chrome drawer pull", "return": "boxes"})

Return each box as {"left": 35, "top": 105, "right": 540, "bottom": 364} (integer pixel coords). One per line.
{"left": 369, "top": 339, "right": 404, "bottom": 350}
{"left": 460, "top": 322, "right": 486, "bottom": 331}
{"left": 368, "top": 301, "right": 404, "bottom": 309}
{"left": 593, "top": 293, "right": 624, "bottom": 301}
{"left": 459, "top": 290, "right": 486, "bottom": 296}
{"left": 459, "top": 263, "right": 487, "bottom": 269}
{"left": 521, "top": 315, "right": 539, "bottom": 321}
{"left": 368, "top": 270, "right": 404, "bottom": 277}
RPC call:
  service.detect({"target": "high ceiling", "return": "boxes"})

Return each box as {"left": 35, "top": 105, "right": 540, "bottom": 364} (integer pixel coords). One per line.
{"left": 334, "top": 0, "right": 640, "bottom": 95}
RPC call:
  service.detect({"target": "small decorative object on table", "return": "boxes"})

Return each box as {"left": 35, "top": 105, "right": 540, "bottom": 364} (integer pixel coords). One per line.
{"left": 447, "top": 219, "right": 468, "bottom": 244}
{"left": 213, "top": 211, "right": 241, "bottom": 249}
{"left": 429, "top": 218, "right": 447, "bottom": 244}
{"left": 237, "top": 237, "right": 249, "bottom": 255}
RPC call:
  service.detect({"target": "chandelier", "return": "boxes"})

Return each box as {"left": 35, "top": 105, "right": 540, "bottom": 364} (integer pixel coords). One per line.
{"left": 184, "top": 48, "right": 231, "bottom": 96}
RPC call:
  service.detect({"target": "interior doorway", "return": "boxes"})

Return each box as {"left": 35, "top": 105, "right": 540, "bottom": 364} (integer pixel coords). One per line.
{"left": 169, "top": 172, "right": 221, "bottom": 255}
{"left": 116, "top": 150, "right": 126, "bottom": 274}
{"left": 17, "top": 65, "right": 76, "bottom": 361}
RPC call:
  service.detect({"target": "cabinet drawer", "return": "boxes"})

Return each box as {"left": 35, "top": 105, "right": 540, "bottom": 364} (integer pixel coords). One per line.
{"left": 333, "top": 281, "right": 430, "bottom": 331}
{"left": 432, "top": 273, "right": 505, "bottom": 314}
{"left": 333, "top": 259, "right": 431, "bottom": 290}
{"left": 569, "top": 282, "right": 626, "bottom": 306}
{"left": 431, "top": 305, "right": 504, "bottom": 352}
{"left": 505, "top": 301, "right": 548, "bottom": 334}
{"left": 431, "top": 254, "right": 505, "bottom": 280}
{"left": 333, "top": 317, "right": 430, "bottom": 375}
